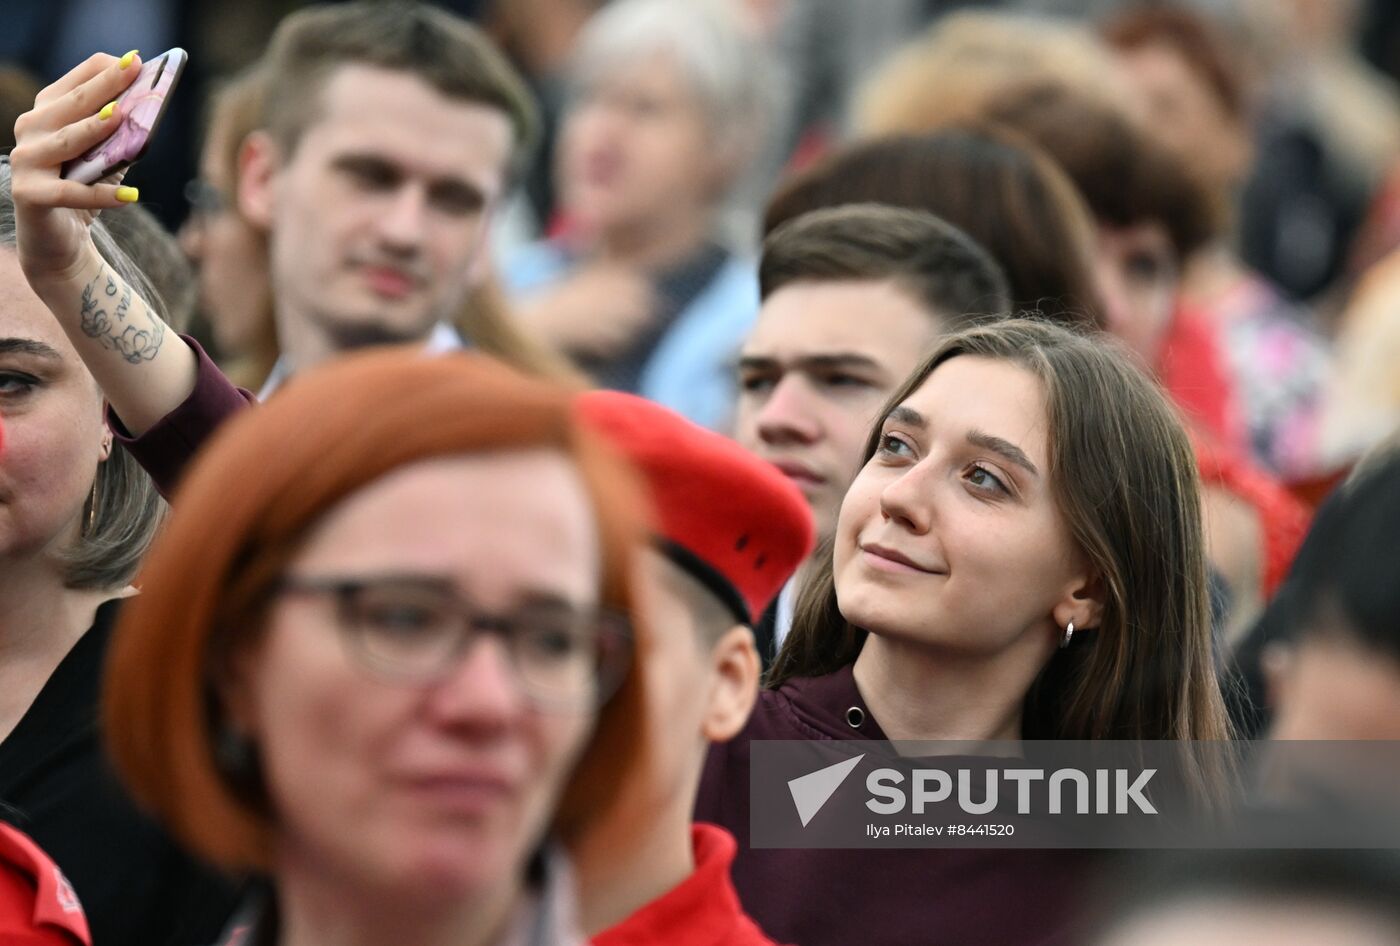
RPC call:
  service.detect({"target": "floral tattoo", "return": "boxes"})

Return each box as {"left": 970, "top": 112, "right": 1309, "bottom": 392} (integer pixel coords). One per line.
{"left": 79, "top": 268, "right": 164, "bottom": 363}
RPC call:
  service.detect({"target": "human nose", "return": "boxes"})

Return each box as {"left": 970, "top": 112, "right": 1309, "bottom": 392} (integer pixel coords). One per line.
{"left": 375, "top": 184, "right": 428, "bottom": 254}
{"left": 877, "top": 461, "right": 935, "bottom": 535}
{"left": 755, "top": 377, "right": 821, "bottom": 446}
{"left": 424, "top": 637, "right": 528, "bottom": 731}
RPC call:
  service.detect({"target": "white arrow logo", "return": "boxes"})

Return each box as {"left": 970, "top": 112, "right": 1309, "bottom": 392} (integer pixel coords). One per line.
{"left": 787, "top": 754, "right": 865, "bottom": 827}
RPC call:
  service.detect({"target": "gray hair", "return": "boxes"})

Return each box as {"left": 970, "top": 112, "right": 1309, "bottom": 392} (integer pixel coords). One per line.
{"left": 569, "top": 0, "right": 778, "bottom": 185}
{"left": 0, "top": 160, "right": 167, "bottom": 590}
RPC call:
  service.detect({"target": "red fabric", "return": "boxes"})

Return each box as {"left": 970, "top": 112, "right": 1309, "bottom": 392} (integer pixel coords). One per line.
{"left": 576, "top": 392, "right": 814, "bottom": 622}
{"left": 593, "top": 824, "right": 786, "bottom": 946}
{"left": 1159, "top": 303, "right": 1249, "bottom": 459}
{"left": 0, "top": 824, "right": 91, "bottom": 946}
{"left": 1192, "top": 432, "right": 1311, "bottom": 598}
{"left": 1160, "top": 307, "right": 1307, "bottom": 596}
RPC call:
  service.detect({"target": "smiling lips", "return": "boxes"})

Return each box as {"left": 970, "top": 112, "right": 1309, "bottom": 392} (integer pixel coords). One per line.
{"left": 859, "top": 541, "right": 944, "bottom": 576}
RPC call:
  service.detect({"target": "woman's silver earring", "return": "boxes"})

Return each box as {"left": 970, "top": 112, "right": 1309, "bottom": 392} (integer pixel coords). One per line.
{"left": 1060, "top": 620, "right": 1075, "bottom": 649}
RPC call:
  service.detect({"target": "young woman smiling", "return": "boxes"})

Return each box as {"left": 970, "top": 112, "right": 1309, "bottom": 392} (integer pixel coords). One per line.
{"left": 697, "top": 319, "right": 1236, "bottom": 946}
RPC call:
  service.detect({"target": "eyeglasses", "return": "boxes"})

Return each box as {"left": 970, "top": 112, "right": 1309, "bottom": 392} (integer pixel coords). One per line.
{"left": 276, "top": 574, "right": 633, "bottom": 711}
{"left": 183, "top": 178, "right": 227, "bottom": 218}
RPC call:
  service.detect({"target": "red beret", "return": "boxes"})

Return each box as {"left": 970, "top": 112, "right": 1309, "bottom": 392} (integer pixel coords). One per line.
{"left": 576, "top": 392, "right": 814, "bottom": 625}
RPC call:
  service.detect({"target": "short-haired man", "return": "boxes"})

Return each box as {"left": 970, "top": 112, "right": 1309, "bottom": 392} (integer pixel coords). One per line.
{"left": 574, "top": 391, "right": 813, "bottom": 946}
{"left": 236, "top": 1, "right": 541, "bottom": 392}
{"left": 733, "top": 203, "right": 1011, "bottom": 660}
{"left": 20, "top": 2, "right": 561, "bottom": 466}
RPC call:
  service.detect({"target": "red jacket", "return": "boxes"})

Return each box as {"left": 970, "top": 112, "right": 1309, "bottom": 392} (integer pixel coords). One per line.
{"left": 1193, "top": 432, "right": 1311, "bottom": 597}
{"left": 593, "top": 824, "right": 786, "bottom": 946}
{"left": 0, "top": 824, "right": 90, "bottom": 946}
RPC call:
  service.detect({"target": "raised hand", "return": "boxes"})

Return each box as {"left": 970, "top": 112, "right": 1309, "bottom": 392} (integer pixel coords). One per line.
{"left": 9, "top": 51, "right": 142, "bottom": 286}
{"left": 8, "top": 51, "right": 202, "bottom": 437}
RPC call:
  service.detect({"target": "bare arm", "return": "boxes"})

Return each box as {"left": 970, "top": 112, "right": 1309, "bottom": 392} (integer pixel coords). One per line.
{"left": 27, "top": 242, "right": 196, "bottom": 435}
{"left": 10, "top": 51, "right": 199, "bottom": 435}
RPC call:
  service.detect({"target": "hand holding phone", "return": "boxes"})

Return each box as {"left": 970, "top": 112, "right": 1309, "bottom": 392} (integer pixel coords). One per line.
{"left": 61, "top": 48, "right": 187, "bottom": 185}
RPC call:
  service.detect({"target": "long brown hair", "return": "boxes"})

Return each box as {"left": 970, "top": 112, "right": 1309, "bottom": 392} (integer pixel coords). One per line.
{"left": 770, "top": 320, "right": 1235, "bottom": 796}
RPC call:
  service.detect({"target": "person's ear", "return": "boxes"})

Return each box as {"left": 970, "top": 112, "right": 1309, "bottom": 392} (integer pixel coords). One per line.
{"left": 701, "top": 624, "right": 760, "bottom": 742}
{"left": 1053, "top": 570, "right": 1107, "bottom": 640}
{"left": 98, "top": 402, "right": 113, "bottom": 461}
{"left": 238, "top": 131, "right": 281, "bottom": 229}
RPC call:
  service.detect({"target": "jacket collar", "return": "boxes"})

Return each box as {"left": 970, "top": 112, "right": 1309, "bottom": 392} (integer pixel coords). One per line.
{"left": 777, "top": 663, "right": 888, "bottom": 741}
{"left": 592, "top": 824, "right": 774, "bottom": 946}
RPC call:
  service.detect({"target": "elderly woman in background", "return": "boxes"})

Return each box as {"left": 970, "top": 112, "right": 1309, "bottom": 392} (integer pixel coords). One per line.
{"left": 505, "top": 0, "right": 771, "bottom": 430}
{"left": 1103, "top": 5, "right": 1333, "bottom": 483}
{"left": 105, "top": 348, "right": 653, "bottom": 946}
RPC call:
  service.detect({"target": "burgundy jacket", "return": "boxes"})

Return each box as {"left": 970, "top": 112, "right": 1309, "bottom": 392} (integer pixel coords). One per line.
{"left": 108, "top": 337, "right": 256, "bottom": 496}
{"left": 695, "top": 665, "right": 1097, "bottom": 946}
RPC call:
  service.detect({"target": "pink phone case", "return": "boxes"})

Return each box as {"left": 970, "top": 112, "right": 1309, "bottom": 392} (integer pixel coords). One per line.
{"left": 62, "top": 48, "right": 188, "bottom": 185}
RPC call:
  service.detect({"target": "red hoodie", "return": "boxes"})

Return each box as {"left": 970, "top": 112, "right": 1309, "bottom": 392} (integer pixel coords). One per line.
{"left": 0, "top": 824, "right": 91, "bottom": 946}
{"left": 593, "top": 824, "right": 787, "bottom": 946}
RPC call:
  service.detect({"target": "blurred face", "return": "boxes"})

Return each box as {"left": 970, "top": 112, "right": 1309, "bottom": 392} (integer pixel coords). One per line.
{"left": 559, "top": 53, "right": 719, "bottom": 238}
{"left": 232, "top": 452, "right": 601, "bottom": 901}
{"left": 243, "top": 65, "right": 513, "bottom": 351}
{"left": 0, "top": 250, "right": 109, "bottom": 565}
{"left": 736, "top": 280, "right": 943, "bottom": 542}
{"left": 625, "top": 551, "right": 719, "bottom": 804}
{"left": 1094, "top": 223, "right": 1179, "bottom": 368}
{"left": 1268, "top": 633, "right": 1400, "bottom": 740}
{"left": 179, "top": 120, "right": 273, "bottom": 358}
{"left": 1099, "top": 900, "right": 1400, "bottom": 946}
{"left": 1116, "top": 42, "right": 1252, "bottom": 190}
{"left": 833, "top": 356, "right": 1085, "bottom": 653}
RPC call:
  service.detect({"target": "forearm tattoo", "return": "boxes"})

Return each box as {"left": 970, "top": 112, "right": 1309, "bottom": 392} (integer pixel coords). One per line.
{"left": 78, "top": 266, "right": 165, "bottom": 364}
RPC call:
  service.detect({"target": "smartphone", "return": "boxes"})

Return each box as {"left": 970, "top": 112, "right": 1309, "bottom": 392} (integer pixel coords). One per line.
{"left": 62, "top": 48, "right": 188, "bottom": 185}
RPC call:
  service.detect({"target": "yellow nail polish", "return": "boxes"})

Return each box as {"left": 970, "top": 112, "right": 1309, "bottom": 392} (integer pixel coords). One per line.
{"left": 115, "top": 186, "right": 139, "bottom": 204}
{"left": 119, "top": 50, "right": 138, "bottom": 70}
{"left": 98, "top": 101, "right": 116, "bottom": 120}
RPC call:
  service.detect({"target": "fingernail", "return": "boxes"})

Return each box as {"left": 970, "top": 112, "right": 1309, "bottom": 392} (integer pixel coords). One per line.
{"left": 98, "top": 101, "right": 116, "bottom": 121}
{"left": 116, "top": 186, "right": 139, "bottom": 203}
{"left": 119, "top": 50, "right": 139, "bottom": 70}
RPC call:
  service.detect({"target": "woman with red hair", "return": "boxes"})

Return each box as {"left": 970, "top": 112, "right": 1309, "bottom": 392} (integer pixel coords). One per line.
{"left": 103, "top": 347, "right": 654, "bottom": 946}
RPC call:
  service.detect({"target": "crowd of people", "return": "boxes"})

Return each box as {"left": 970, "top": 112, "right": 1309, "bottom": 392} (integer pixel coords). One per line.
{"left": 2, "top": 1, "right": 1399, "bottom": 945}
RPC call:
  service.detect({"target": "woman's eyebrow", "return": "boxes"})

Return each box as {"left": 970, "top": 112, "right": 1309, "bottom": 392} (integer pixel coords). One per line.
{"left": 967, "top": 429, "right": 1039, "bottom": 477}
{"left": 0, "top": 337, "right": 63, "bottom": 360}
{"left": 885, "top": 405, "right": 927, "bottom": 429}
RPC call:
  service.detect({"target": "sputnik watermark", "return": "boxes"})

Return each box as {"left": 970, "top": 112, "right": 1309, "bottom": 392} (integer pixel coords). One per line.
{"left": 752, "top": 740, "right": 1400, "bottom": 849}
{"left": 865, "top": 766, "right": 1157, "bottom": 815}
{"left": 787, "top": 756, "right": 1156, "bottom": 828}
